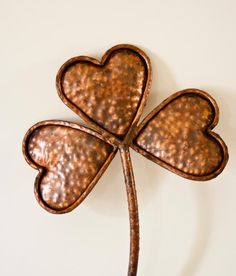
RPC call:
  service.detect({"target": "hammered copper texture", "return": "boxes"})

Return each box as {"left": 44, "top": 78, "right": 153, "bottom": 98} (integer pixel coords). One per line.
{"left": 59, "top": 49, "right": 148, "bottom": 137}
{"left": 27, "top": 125, "right": 113, "bottom": 210}
{"left": 135, "top": 93, "right": 223, "bottom": 176}
{"left": 22, "top": 44, "right": 229, "bottom": 276}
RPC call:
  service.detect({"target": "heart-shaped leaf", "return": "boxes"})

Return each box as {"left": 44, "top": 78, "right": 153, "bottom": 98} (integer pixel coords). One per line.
{"left": 56, "top": 44, "right": 151, "bottom": 138}
{"left": 132, "top": 89, "right": 228, "bottom": 180}
{"left": 23, "top": 121, "right": 117, "bottom": 213}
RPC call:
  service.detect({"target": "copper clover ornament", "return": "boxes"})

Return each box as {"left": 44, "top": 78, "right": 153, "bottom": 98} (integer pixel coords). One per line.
{"left": 22, "top": 44, "right": 228, "bottom": 276}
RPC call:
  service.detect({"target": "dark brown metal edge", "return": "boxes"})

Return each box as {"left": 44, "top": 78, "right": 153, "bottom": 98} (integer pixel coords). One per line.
{"left": 131, "top": 89, "right": 229, "bottom": 181}
{"left": 119, "top": 146, "right": 139, "bottom": 276}
{"left": 22, "top": 120, "right": 118, "bottom": 214}
{"left": 56, "top": 44, "right": 152, "bottom": 143}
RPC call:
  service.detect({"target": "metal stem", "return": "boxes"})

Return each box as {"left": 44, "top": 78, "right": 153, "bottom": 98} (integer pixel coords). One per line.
{"left": 119, "top": 145, "right": 140, "bottom": 276}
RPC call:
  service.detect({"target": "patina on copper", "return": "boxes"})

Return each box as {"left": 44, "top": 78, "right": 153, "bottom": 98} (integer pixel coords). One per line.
{"left": 22, "top": 44, "right": 228, "bottom": 276}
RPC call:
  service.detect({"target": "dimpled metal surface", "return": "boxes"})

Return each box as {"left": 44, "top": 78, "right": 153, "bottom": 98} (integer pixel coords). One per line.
{"left": 27, "top": 125, "right": 113, "bottom": 210}
{"left": 135, "top": 94, "right": 223, "bottom": 176}
{"left": 22, "top": 44, "right": 229, "bottom": 276}
{"left": 61, "top": 49, "right": 147, "bottom": 137}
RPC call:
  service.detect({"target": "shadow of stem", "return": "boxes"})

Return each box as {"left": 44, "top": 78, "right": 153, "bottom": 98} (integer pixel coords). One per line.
{"left": 180, "top": 184, "right": 212, "bottom": 276}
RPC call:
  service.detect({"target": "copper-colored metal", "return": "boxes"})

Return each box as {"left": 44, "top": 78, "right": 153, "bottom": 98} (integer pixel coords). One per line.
{"left": 132, "top": 89, "right": 228, "bottom": 181}
{"left": 23, "top": 120, "right": 117, "bottom": 213}
{"left": 120, "top": 145, "right": 139, "bottom": 276}
{"left": 22, "top": 44, "right": 228, "bottom": 276}
{"left": 56, "top": 44, "right": 152, "bottom": 140}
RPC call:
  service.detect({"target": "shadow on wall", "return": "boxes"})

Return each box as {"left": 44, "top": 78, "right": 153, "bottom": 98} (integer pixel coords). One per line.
{"left": 179, "top": 184, "right": 213, "bottom": 276}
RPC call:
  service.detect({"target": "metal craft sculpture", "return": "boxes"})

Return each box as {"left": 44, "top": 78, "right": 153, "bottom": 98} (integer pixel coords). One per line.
{"left": 22, "top": 44, "right": 228, "bottom": 276}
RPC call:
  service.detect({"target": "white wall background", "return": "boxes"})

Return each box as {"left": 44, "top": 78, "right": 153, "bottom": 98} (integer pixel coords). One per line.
{"left": 0, "top": 0, "right": 235, "bottom": 275}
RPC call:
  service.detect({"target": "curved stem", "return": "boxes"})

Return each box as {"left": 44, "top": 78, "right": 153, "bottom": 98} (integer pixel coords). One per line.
{"left": 119, "top": 145, "right": 140, "bottom": 276}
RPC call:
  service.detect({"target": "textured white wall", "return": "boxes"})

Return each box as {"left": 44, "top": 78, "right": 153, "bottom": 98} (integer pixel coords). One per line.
{"left": 0, "top": 0, "right": 235, "bottom": 275}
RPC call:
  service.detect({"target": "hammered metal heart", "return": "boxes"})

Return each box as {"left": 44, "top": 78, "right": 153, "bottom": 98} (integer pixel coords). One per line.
{"left": 23, "top": 121, "right": 116, "bottom": 213}
{"left": 56, "top": 45, "right": 151, "bottom": 138}
{"left": 133, "top": 89, "right": 227, "bottom": 180}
